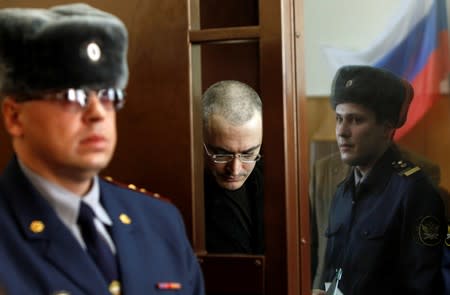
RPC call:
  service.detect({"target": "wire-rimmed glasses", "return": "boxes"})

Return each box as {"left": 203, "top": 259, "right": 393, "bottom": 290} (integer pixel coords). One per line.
{"left": 203, "top": 143, "right": 261, "bottom": 164}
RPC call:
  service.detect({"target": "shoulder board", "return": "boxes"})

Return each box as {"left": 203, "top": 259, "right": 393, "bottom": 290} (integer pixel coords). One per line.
{"left": 391, "top": 160, "right": 421, "bottom": 177}
{"left": 102, "top": 176, "right": 172, "bottom": 202}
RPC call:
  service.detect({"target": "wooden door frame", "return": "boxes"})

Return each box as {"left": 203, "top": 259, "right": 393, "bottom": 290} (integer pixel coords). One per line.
{"left": 188, "top": 0, "right": 310, "bottom": 294}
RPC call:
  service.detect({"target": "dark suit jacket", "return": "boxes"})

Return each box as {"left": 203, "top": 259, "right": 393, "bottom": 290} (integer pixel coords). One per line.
{"left": 0, "top": 158, "right": 204, "bottom": 295}
{"left": 204, "top": 160, "right": 264, "bottom": 254}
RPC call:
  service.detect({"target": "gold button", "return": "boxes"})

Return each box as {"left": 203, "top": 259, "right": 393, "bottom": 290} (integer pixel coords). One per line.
{"left": 128, "top": 184, "right": 137, "bottom": 190}
{"left": 109, "top": 280, "right": 121, "bottom": 295}
{"left": 104, "top": 176, "right": 113, "bottom": 182}
{"left": 30, "top": 220, "right": 45, "bottom": 233}
{"left": 119, "top": 214, "right": 132, "bottom": 224}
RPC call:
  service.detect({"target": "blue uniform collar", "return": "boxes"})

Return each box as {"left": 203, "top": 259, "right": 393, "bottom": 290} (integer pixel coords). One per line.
{"left": 343, "top": 145, "right": 401, "bottom": 198}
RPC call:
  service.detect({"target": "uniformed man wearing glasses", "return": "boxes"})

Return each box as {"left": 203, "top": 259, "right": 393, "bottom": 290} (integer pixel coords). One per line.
{"left": 0, "top": 3, "right": 204, "bottom": 295}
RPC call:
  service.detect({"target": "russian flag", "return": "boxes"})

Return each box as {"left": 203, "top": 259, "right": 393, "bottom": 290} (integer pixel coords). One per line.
{"left": 322, "top": 0, "right": 450, "bottom": 140}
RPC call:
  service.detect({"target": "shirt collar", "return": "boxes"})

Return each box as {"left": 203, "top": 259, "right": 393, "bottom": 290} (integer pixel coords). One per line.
{"left": 18, "top": 160, "right": 113, "bottom": 228}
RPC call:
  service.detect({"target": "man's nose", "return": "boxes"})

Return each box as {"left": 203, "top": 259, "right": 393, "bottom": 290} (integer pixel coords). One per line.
{"left": 226, "top": 157, "right": 243, "bottom": 176}
{"left": 336, "top": 121, "right": 350, "bottom": 138}
{"left": 83, "top": 93, "right": 108, "bottom": 121}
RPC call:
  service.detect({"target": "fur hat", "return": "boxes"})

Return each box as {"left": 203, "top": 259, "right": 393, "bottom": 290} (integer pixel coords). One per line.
{"left": 330, "top": 65, "right": 414, "bottom": 128}
{"left": 0, "top": 3, "right": 128, "bottom": 95}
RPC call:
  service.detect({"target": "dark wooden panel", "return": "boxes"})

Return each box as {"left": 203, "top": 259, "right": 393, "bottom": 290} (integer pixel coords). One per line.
{"left": 100, "top": 0, "right": 194, "bottom": 239}
{"left": 200, "top": 41, "right": 260, "bottom": 93}
{"left": 200, "top": 0, "right": 259, "bottom": 29}
{"left": 190, "top": 26, "right": 260, "bottom": 43}
{"left": 197, "top": 254, "right": 265, "bottom": 295}
{"left": 259, "top": 0, "right": 305, "bottom": 293}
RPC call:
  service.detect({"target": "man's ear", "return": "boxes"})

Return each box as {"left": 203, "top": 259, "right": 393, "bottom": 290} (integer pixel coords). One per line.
{"left": 383, "top": 121, "right": 396, "bottom": 139}
{"left": 2, "top": 97, "right": 24, "bottom": 137}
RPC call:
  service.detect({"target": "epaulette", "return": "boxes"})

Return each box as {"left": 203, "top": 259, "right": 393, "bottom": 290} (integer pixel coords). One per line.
{"left": 102, "top": 176, "right": 172, "bottom": 203}
{"left": 391, "top": 160, "right": 421, "bottom": 177}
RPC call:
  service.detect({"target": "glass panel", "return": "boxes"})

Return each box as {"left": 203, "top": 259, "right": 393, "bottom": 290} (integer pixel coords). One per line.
{"left": 305, "top": 1, "right": 450, "bottom": 290}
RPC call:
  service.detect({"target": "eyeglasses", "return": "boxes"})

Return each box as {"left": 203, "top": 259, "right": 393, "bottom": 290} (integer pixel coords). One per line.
{"left": 16, "top": 88, "right": 126, "bottom": 111}
{"left": 203, "top": 143, "right": 261, "bottom": 164}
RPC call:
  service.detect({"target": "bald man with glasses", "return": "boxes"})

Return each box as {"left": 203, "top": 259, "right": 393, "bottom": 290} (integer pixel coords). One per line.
{"left": 202, "top": 80, "right": 264, "bottom": 254}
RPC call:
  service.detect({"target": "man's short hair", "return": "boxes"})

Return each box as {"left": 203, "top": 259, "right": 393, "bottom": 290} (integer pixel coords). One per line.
{"left": 202, "top": 80, "right": 262, "bottom": 129}
{"left": 330, "top": 65, "right": 413, "bottom": 127}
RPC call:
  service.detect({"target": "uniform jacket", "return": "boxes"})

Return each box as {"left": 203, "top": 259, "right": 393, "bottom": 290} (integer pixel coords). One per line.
{"left": 321, "top": 146, "right": 445, "bottom": 295}
{"left": 310, "top": 146, "right": 441, "bottom": 289}
{"left": 204, "top": 160, "right": 264, "bottom": 254}
{"left": 0, "top": 158, "right": 204, "bottom": 295}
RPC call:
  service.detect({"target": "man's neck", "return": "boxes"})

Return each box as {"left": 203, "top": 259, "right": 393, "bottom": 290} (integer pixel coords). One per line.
{"left": 18, "top": 158, "right": 94, "bottom": 196}
{"left": 356, "top": 144, "right": 391, "bottom": 176}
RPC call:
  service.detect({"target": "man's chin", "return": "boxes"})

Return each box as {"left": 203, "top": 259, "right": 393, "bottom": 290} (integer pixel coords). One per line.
{"left": 340, "top": 154, "right": 356, "bottom": 165}
{"left": 218, "top": 179, "right": 245, "bottom": 191}
{"left": 75, "top": 156, "right": 111, "bottom": 175}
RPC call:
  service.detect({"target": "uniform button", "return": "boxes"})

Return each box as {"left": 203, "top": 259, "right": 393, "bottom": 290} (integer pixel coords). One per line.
{"left": 352, "top": 200, "right": 355, "bottom": 205}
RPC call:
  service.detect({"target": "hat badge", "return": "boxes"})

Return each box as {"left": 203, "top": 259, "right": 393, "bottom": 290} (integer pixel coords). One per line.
{"left": 345, "top": 79, "right": 353, "bottom": 87}
{"left": 86, "top": 42, "right": 101, "bottom": 62}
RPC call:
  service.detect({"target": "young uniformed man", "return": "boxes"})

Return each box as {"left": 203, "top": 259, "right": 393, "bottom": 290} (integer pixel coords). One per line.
{"left": 0, "top": 4, "right": 204, "bottom": 294}
{"left": 314, "top": 65, "right": 445, "bottom": 295}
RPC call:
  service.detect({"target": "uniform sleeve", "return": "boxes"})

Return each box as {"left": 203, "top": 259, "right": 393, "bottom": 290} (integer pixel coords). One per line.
{"left": 173, "top": 209, "right": 205, "bottom": 295}
{"left": 398, "top": 177, "right": 445, "bottom": 294}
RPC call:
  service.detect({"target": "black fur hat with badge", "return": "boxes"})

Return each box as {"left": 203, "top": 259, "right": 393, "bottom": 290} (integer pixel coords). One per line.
{"left": 0, "top": 3, "right": 128, "bottom": 96}
{"left": 330, "top": 65, "right": 414, "bottom": 128}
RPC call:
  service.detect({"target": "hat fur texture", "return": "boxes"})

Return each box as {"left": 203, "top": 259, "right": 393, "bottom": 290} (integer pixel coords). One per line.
{"left": 0, "top": 3, "right": 128, "bottom": 95}
{"left": 330, "top": 65, "right": 414, "bottom": 128}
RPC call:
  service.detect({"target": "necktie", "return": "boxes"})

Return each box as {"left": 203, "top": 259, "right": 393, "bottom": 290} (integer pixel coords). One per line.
{"left": 77, "top": 201, "right": 119, "bottom": 287}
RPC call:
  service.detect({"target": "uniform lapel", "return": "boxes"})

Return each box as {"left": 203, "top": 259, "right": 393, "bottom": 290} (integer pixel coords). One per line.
{"left": 44, "top": 220, "right": 109, "bottom": 294}
{"left": 99, "top": 181, "right": 149, "bottom": 294}
{"left": 0, "top": 158, "right": 108, "bottom": 294}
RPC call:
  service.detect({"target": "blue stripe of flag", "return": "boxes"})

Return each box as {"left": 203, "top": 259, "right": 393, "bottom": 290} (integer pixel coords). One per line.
{"left": 374, "top": 0, "right": 448, "bottom": 81}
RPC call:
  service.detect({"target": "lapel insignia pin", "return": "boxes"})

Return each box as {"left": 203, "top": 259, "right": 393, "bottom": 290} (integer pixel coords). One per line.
{"left": 29, "top": 220, "right": 45, "bottom": 233}
{"left": 119, "top": 213, "right": 132, "bottom": 224}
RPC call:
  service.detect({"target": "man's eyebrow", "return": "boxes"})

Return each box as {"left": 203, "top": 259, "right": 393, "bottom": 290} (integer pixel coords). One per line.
{"left": 211, "top": 144, "right": 261, "bottom": 154}
{"left": 335, "top": 111, "right": 363, "bottom": 117}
